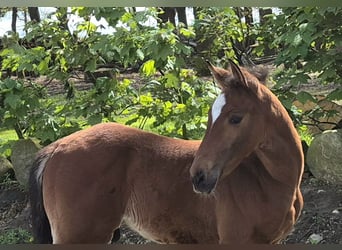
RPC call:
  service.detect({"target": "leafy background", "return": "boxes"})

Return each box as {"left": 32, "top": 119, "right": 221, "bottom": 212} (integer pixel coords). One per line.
{"left": 0, "top": 7, "right": 340, "bottom": 150}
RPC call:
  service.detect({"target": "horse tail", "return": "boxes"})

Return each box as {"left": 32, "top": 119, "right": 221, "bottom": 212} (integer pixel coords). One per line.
{"left": 28, "top": 149, "right": 53, "bottom": 243}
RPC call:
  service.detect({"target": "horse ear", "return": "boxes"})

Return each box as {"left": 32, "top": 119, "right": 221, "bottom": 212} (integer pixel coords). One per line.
{"left": 206, "top": 60, "right": 229, "bottom": 89}
{"left": 228, "top": 59, "right": 248, "bottom": 88}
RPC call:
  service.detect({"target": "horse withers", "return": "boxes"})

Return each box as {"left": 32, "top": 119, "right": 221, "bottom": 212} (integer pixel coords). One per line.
{"left": 29, "top": 60, "right": 304, "bottom": 244}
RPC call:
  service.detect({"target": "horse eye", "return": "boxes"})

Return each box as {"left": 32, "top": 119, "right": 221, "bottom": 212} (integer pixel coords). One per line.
{"left": 229, "top": 115, "right": 243, "bottom": 124}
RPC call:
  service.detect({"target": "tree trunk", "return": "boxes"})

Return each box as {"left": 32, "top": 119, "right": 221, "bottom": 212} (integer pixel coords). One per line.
{"left": 158, "top": 7, "right": 188, "bottom": 27}
{"left": 244, "top": 7, "right": 254, "bottom": 27}
{"left": 158, "top": 7, "right": 176, "bottom": 26}
{"left": 14, "top": 122, "right": 25, "bottom": 140}
{"left": 11, "top": 7, "right": 17, "bottom": 32}
{"left": 28, "top": 7, "right": 41, "bottom": 22}
{"left": 259, "top": 8, "right": 274, "bottom": 57}
{"left": 175, "top": 7, "right": 187, "bottom": 27}
{"left": 193, "top": 7, "right": 201, "bottom": 21}
{"left": 243, "top": 7, "right": 255, "bottom": 53}
{"left": 259, "top": 8, "right": 272, "bottom": 26}
{"left": 231, "top": 7, "right": 256, "bottom": 66}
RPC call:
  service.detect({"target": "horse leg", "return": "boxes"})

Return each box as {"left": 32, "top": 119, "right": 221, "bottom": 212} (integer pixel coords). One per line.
{"left": 46, "top": 199, "right": 125, "bottom": 244}
{"left": 48, "top": 206, "right": 124, "bottom": 244}
{"left": 43, "top": 184, "right": 127, "bottom": 244}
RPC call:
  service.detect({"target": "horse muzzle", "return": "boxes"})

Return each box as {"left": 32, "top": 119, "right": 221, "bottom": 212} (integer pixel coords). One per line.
{"left": 191, "top": 168, "right": 220, "bottom": 195}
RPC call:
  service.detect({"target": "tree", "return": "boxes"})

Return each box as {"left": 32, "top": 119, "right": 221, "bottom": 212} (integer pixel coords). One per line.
{"left": 260, "top": 7, "right": 342, "bottom": 131}
{"left": 1, "top": 7, "right": 341, "bottom": 147}
{"left": 158, "top": 7, "right": 188, "bottom": 27}
{"left": 231, "top": 7, "right": 256, "bottom": 66}
{"left": 259, "top": 7, "right": 272, "bottom": 26}
{"left": 269, "top": 7, "right": 342, "bottom": 85}
{"left": 192, "top": 7, "right": 260, "bottom": 69}
{"left": 11, "top": 8, "right": 17, "bottom": 32}
{"left": 9, "top": 7, "right": 40, "bottom": 34}
{"left": 28, "top": 7, "right": 40, "bottom": 22}
{"left": 176, "top": 7, "right": 187, "bottom": 27}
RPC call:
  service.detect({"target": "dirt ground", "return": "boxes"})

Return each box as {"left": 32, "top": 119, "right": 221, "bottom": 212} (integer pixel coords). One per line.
{"left": 0, "top": 170, "right": 341, "bottom": 244}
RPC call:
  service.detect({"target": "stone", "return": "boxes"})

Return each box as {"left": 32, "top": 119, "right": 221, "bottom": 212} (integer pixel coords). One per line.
{"left": 307, "top": 233, "right": 323, "bottom": 244}
{"left": 306, "top": 129, "right": 342, "bottom": 185}
{"left": 0, "top": 156, "right": 13, "bottom": 178}
{"left": 10, "top": 139, "right": 40, "bottom": 188}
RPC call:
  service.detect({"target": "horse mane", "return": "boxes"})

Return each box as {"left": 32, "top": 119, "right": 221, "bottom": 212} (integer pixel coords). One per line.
{"left": 229, "top": 66, "right": 267, "bottom": 96}
{"left": 246, "top": 65, "right": 269, "bottom": 85}
{"left": 207, "top": 60, "right": 270, "bottom": 94}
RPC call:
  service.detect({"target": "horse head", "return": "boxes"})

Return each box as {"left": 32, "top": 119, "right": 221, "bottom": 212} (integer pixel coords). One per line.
{"left": 190, "top": 60, "right": 269, "bottom": 194}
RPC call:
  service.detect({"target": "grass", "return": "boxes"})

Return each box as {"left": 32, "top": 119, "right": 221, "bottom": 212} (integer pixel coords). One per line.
{"left": 0, "top": 129, "right": 18, "bottom": 158}
{"left": 0, "top": 129, "right": 17, "bottom": 141}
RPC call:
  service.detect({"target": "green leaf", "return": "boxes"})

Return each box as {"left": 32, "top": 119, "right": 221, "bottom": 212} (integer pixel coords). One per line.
{"left": 125, "top": 116, "right": 139, "bottom": 126}
{"left": 326, "top": 88, "right": 342, "bottom": 101}
{"left": 59, "top": 57, "right": 68, "bottom": 72}
{"left": 139, "top": 94, "right": 153, "bottom": 106}
{"left": 319, "top": 67, "right": 336, "bottom": 82}
{"left": 36, "top": 126, "right": 56, "bottom": 143}
{"left": 37, "top": 57, "right": 50, "bottom": 74}
{"left": 179, "top": 27, "right": 195, "bottom": 38}
{"left": 296, "top": 91, "right": 317, "bottom": 104}
{"left": 162, "top": 101, "right": 173, "bottom": 116}
{"left": 4, "top": 79, "right": 18, "bottom": 90}
{"left": 165, "top": 73, "right": 179, "bottom": 88}
{"left": 87, "top": 114, "right": 102, "bottom": 125}
{"left": 278, "top": 95, "right": 294, "bottom": 110}
{"left": 4, "top": 93, "right": 21, "bottom": 109}
{"left": 142, "top": 60, "right": 156, "bottom": 77}
{"left": 85, "top": 59, "right": 97, "bottom": 72}
{"left": 293, "top": 34, "right": 302, "bottom": 47}
{"left": 174, "top": 103, "right": 186, "bottom": 114}
{"left": 158, "top": 46, "right": 172, "bottom": 61}
{"left": 136, "top": 49, "right": 144, "bottom": 60}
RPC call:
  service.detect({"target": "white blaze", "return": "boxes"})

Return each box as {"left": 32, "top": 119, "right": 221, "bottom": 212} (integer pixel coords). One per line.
{"left": 211, "top": 93, "right": 226, "bottom": 126}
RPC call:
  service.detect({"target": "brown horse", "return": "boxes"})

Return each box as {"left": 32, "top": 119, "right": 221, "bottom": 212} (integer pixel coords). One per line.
{"left": 29, "top": 60, "right": 304, "bottom": 244}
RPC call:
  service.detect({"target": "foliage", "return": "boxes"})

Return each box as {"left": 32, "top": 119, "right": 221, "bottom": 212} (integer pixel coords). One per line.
{"left": 269, "top": 7, "right": 342, "bottom": 86}
{"left": 135, "top": 68, "right": 216, "bottom": 138}
{"left": 0, "top": 228, "right": 33, "bottom": 244}
{"left": 0, "top": 78, "right": 43, "bottom": 139}
{"left": 0, "top": 129, "right": 17, "bottom": 157}
{"left": 0, "top": 7, "right": 209, "bottom": 144}
{"left": 297, "top": 125, "right": 313, "bottom": 146}
{"left": 0, "top": 7, "right": 340, "bottom": 149}
{"left": 262, "top": 7, "right": 342, "bottom": 130}
{"left": 193, "top": 7, "right": 254, "bottom": 67}
{"left": 0, "top": 77, "right": 82, "bottom": 145}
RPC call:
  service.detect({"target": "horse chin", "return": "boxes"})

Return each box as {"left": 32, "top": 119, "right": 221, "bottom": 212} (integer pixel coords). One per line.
{"left": 192, "top": 181, "right": 218, "bottom": 195}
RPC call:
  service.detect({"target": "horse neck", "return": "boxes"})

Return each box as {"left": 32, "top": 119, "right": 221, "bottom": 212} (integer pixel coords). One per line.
{"left": 255, "top": 93, "right": 304, "bottom": 188}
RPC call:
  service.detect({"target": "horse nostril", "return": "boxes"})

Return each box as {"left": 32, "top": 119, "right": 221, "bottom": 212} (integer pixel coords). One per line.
{"left": 193, "top": 170, "right": 205, "bottom": 186}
